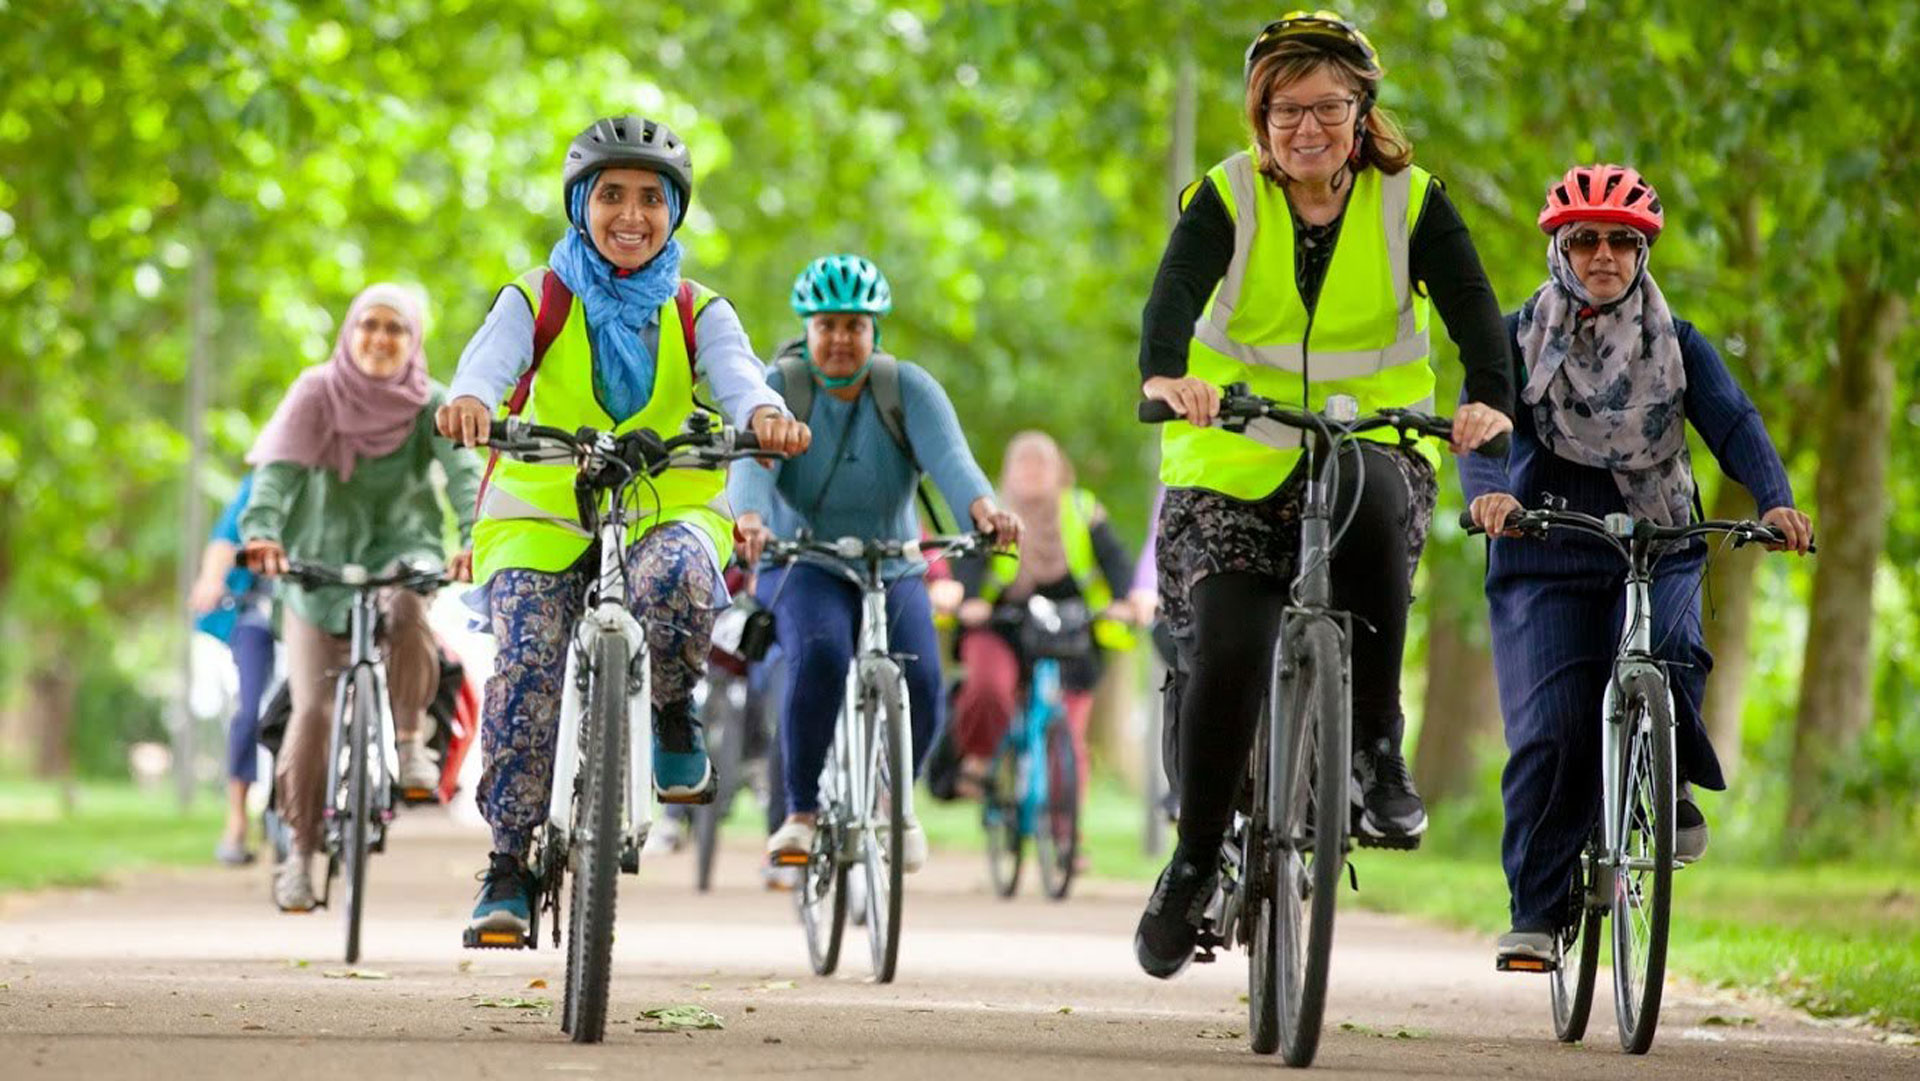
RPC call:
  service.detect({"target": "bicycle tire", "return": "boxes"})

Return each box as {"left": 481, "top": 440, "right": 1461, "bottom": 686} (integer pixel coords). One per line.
{"left": 797, "top": 816, "right": 849, "bottom": 976}
{"left": 342, "top": 668, "right": 375, "bottom": 965}
{"left": 694, "top": 673, "right": 746, "bottom": 893}
{"left": 1035, "top": 713, "right": 1079, "bottom": 901}
{"left": 564, "top": 634, "right": 629, "bottom": 1044}
{"left": 1270, "top": 618, "right": 1348, "bottom": 1068}
{"left": 1612, "top": 670, "right": 1674, "bottom": 1054}
{"left": 1551, "top": 841, "right": 1603, "bottom": 1043}
{"left": 1246, "top": 716, "right": 1279, "bottom": 1055}
{"left": 983, "top": 742, "right": 1024, "bottom": 899}
{"left": 863, "top": 669, "right": 909, "bottom": 982}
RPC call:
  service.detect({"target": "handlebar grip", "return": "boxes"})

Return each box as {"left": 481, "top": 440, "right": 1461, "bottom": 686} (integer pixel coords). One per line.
{"left": 1474, "top": 433, "right": 1511, "bottom": 459}
{"left": 1137, "top": 399, "right": 1181, "bottom": 424}
{"left": 1457, "top": 509, "right": 1489, "bottom": 537}
{"left": 732, "top": 430, "right": 763, "bottom": 452}
{"left": 487, "top": 418, "right": 517, "bottom": 444}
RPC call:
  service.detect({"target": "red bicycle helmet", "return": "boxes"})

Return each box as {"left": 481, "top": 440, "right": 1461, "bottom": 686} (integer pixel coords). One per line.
{"left": 1538, "top": 164, "right": 1664, "bottom": 241}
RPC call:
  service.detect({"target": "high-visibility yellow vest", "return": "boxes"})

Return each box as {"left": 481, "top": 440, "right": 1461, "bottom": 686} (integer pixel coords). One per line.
{"left": 1161, "top": 154, "right": 1437, "bottom": 500}
{"left": 471, "top": 268, "right": 733, "bottom": 584}
{"left": 982, "top": 488, "right": 1135, "bottom": 652}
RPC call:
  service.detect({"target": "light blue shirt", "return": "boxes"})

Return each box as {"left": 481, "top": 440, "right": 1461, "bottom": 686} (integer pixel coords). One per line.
{"left": 727, "top": 359, "right": 993, "bottom": 580}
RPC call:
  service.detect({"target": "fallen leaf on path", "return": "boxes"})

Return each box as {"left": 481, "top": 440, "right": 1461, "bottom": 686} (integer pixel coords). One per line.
{"left": 762, "top": 1036, "right": 783, "bottom": 1044}
{"left": 1880, "top": 1033, "right": 1919, "bottom": 1047}
{"left": 526, "top": 978, "right": 547, "bottom": 989}
{"left": 286, "top": 960, "right": 310, "bottom": 969}
{"left": 1701, "top": 1014, "right": 1756, "bottom": 1027}
{"left": 744, "top": 1006, "right": 756, "bottom": 1014}
{"left": 321, "top": 969, "right": 390, "bottom": 980}
{"left": 79, "top": 1002, "right": 126, "bottom": 1009}
{"left": 1196, "top": 1027, "right": 1242, "bottom": 1039}
{"left": 241, "top": 1023, "right": 267, "bottom": 1031}
{"left": 457, "top": 960, "right": 474, "bottom": 973}
{"left": 1056, "top": 1006, "right": 1074, "bottom": 1015}
{"left": 489, "top": 1025, "right": 506, "bottom": 1033}
{"left": 691, "top": 982, "right": 713, "bottom": 991}
{"left": 473, "top": 996, "right": 552, "bottom": 1011}
{"left": 638, "top": 1004, "right": 725, "bottom": 1031}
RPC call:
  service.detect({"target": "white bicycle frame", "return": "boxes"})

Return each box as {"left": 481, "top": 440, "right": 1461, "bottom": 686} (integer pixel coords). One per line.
{"left": 820, "top": 563, "right": 915, "bottom": 862}
{"left": 545, "top": 492, "right": 656, "bottom": 865}
{"left": 325, "top": 569, "right": 400, "bottom": 842}
{"left": 1595, "top": 515, "right": 1679, "bottom": 880}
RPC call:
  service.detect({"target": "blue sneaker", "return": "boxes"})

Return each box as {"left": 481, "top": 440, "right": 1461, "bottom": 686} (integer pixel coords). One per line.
{"left": 654, "top": 702, "right": 716, "bottom": 805}
{"left": 468, "top": 852, "right": 535, "bottom": 936}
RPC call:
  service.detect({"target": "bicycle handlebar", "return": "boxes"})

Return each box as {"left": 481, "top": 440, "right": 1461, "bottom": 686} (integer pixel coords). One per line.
{"left": 1456, "top": 506, "right": 1814, "bottom": 554}
{"left": 235, "top": 554, "right": 452, "bottom": 592}
{"left": 764, "top": 531, "right": 1001, "bottom": 566}
{"left": 483, "top": 417, "right": 774, "bottom": 476}
{"left": 1137, "top": 389, "right": 1510, "bottom": 460}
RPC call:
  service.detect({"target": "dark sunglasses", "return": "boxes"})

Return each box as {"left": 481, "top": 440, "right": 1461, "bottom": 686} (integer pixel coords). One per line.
{"left": 1560, "top": 229, "right": 1644, "bottom": 257}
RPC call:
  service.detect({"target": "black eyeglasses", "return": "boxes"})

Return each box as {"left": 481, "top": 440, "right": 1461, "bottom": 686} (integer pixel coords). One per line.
{"left": 358, "top": 318, "right": 411, "bottom": 337}
{"left": 1266, "top": 96, "right": 1358, "bottom": 130}
{"left": 1560, "top": 229, "right": 1644, "bottom": 257}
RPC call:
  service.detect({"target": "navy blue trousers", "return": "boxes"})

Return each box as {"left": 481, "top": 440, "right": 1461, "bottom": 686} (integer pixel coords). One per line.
{"left": 226, "top": 621, "right": 277, "bottom": 784}
{"left": 758, "top": 564, "right": 942, "bottom": 815}
{"left": 1488, "top": 558, "right": 1723, "bottom": 930}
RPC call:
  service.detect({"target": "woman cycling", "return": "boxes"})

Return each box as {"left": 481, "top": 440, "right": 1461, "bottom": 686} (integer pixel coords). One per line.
{"left": 1132, "top": 10, "right": 1513, "bottom": 978}
{"left": 1460, "top": 164, "right": 1811, "bottom": 967}
{"left": 949, "top": 431, "right": 1135, "bottom": 812}
{"left": 732, "top": 254, "right": 1019, "bottom": 873}
{"left": 190, "top": 471, "right": 276, "bottom": 867}
{"left": 240, "top": 283, "right": 481, "bottom": 912}
{"left": 438, "top": 116, "right": 811, "bottom": 939}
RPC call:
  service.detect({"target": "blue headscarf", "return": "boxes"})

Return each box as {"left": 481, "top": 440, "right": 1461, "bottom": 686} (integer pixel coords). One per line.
{"left": 547, "top": 168, "right": 684, "bottom": 422}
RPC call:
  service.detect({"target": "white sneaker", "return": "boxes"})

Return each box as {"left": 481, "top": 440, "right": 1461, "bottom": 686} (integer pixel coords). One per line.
{"left": 396, "top": 741, "right": 439, "bottom": 794}
{"left": 644, "top": 813, "right": 687, "bottom": 856}
{"left": 766, "top": 819, "right": 815, "bottom": 864}
{"left": 273, "top": 855, "right": 317, "bottom": 912}
{"left": 901, "top": 818, "right": 928, "bottom": 873}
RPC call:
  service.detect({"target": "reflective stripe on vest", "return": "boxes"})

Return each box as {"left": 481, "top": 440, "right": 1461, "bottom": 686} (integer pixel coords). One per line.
{"left": 982, "top": 489, "right": 1134, "bottom": 652}
{"left": 1162, "top": 156, "right": 1437, "bottom": 500}
{"left": 471, "top": 269, "right": 733, "bottom": 584}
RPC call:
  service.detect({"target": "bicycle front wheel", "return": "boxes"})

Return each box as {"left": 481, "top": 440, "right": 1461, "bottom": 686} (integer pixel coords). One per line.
{"left": 1246, "top": 715, "right": 1279, "bottom": 1055}
{"left": 1034, "top": 713, "right": 1079, "bottom": 901}
{"left": 1268, "top": 619, "right": 1348, "bottom": 1068}
{"left": 1551, "top": 840, "right": 1603, "bottom": 1043}
{"left": 1612, "top": 670, "right": 1675, "bottom": 1054}
{"left": 342, "top": 668, "right": 376, "bottom": 965}
{"left": 563, "top": 634, "right": 629, "bottom": 1044}
{"left": 861, "top": 670, "right": 908, "bottom": 982}
{"left": 694, "top": 673, "right": 746, "bottom": 893}
{"left": 983, "top": 742, "right": 1023, "bottom": 898}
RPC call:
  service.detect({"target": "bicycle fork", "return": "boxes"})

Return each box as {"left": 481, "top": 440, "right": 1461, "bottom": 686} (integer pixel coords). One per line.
{"left": 1598, "top": 574, "right": 1675, "bottom": 882}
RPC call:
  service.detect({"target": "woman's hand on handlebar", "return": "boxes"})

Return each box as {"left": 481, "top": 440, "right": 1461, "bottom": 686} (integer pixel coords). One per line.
{"left": 971, "top": 498, "right": 1022, "bottom": 548}
{"left": 1761, "top": 505, "right": 1814, "bottom": 554}
{"left": 957, "top": 598, "right": 993, "bottom": 629}
{"left": 241, "top": 539, "right": 290, "bottom": 577}
{"left": 1451, "top": 402, "right": 1513, "bottom": 457}
{"left": 449, "top": 549, "right": 474, "bottom": 583}
{"left": 1469, "top": 492, "right": 1525, "bottom": 537}
{"left": 1141, "top": 376, "right": 1219, "bottom": 428}
{"left": 734, "top": 511, "right": 776, "bottom": 566}
{"left": 436, "top": 395, "right": 493, "bottom": 448}
{"left": 749, "top": 407, "right": 811, "bottom": 465}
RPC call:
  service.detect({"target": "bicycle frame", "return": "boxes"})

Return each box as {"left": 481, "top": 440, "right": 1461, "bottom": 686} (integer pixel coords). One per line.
{"left": 819, "top": 555, "right": 913, "bottom": 862}
{"left": 1597, "top": 532, "right": 1674, "bottom": 883}
{"left": 1010, "top": 657, "right": 1063, "bottom": 836}
{"left": 323, "top": 586, "right": 400, "bottom": 853}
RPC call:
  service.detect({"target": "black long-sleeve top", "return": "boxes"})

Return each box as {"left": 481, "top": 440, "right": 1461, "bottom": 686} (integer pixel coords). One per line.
{"left": 1138, "top": 172, "right": 1514, "bottom": 415}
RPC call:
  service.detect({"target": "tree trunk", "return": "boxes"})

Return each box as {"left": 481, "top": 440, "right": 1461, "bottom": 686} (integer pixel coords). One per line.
{"left": 1415, "top": 602, "right": 1501, "bottom": 805}
{"left": 1700, "top": 478, "right": 1762, "bottom": 785}
{"left": 1785, "top": 284, "right": 1906, "bottom": 840}
{"left": 27, "top": 659, "right": 78, "bottom": 779}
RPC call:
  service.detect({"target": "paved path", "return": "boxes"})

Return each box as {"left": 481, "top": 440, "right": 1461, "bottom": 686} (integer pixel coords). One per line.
{"left": 0, "top": 811, "right": 1910, "bottom": 1079}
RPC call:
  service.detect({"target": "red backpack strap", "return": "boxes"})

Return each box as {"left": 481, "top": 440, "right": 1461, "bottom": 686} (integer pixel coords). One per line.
{"left": 479, "top": 271, "right": 573, "bottom": 514}
{"left": 675, "top": 279, "right": 698, "bottom": 372}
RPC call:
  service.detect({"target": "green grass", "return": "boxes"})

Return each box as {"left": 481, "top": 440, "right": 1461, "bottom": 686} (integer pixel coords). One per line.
{"left": 0, "top": 779, "right": 225, "bottom": 893}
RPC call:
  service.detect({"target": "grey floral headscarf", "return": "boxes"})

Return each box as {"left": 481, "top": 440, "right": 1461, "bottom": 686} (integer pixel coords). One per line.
{"left": 1517, "top": 232, "right": 1693, "bottom": 527}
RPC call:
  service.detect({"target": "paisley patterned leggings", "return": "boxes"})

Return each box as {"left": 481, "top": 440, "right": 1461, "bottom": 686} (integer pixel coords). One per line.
{"left": 477, "top": 524, "right": 721, "bottom": 858}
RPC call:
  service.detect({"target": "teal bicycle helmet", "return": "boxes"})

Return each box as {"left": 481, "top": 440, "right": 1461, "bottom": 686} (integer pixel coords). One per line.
{"left": 790, "top": 254, "right": 893, "bottom": 317}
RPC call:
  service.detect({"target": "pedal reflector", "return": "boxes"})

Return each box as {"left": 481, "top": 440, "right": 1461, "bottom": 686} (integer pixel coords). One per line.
{"left": 771, "top": 851, "right": 809, "bottom": 867}
{"left": 1496, "top": 956, "right": 1553, "bottom": 973}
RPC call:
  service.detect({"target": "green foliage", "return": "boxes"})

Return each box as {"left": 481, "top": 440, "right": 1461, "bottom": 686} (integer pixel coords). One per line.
{"left": 0, "top": 779, "right": 223, "bottom": 892}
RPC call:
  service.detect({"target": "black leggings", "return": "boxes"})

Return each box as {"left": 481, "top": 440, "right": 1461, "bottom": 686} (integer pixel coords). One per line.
{"left": 1175, "top": 448, "right": 1417, "bottom": 861}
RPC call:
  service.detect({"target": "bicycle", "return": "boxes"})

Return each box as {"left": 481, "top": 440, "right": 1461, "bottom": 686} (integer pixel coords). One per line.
{"left": 459, "top": 413, "right": 772, "bottom": 1044}
{"left": 981, "top": 594, "right": 1093, "bottom": 901}
{"left": 253, "top": 557, "right": 450, "bottom": 965}
{"left": 1463, "top": 499, "right": 1811, "bottom": 1054}
{"left": 689, "top": 597, "right": 778, "bottom": 892}
{"left": 1140, "top": 383, "right": 1506, "bottom": 1067}
{"left": 764, "top": 531, "right": 997, "bottom": 983}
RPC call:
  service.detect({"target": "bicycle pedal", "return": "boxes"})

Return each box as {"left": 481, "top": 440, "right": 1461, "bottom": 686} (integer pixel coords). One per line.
{"left": 1495, "top": 955, "right": 1556, "bottom": 974}
{"left": 462, "top": 926, "right": 533, "bottom": 950}
{"left": 656, "top": 785, "right": 718, "bottom": 806}
{"left": 399, "top": 787, "right": 439, "bottom": 805}
{"left": 769, "top": 851, "right": 810, "bottom": 868}
{"left": 620, "top": 849, "right": 639, "bottom": 874}
{"left": 1353, "top": 832, "right": 1422, "bottom": 852}
{"left": 1191, "top": 948, "right": 1218, "bottom": 964}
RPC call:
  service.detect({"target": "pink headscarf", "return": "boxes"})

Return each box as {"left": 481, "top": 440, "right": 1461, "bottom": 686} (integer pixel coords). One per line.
{"left": 247, "top": 283, "right": 432, "bottom": 481}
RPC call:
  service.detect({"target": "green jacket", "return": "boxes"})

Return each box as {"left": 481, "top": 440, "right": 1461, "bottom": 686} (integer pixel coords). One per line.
{"left": 240, "top": 384, "right": 481, "bottom": 634}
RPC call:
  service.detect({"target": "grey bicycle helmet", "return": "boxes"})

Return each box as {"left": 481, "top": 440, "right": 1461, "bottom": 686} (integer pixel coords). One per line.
{"left": 562, "top": 116, "right": 693, "bottom": 226}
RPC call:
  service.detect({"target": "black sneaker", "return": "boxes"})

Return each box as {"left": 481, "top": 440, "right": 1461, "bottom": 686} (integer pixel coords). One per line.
{"left": 1353, "top": 737, "right": 1428, "bottom": 847}
{"left": 1675, "top": 786, "right": 1708, "bottom": 864}
{"left": 468, "top": 852, "right": 536, "bottom": 935}
{"left": 1133, "top": 856, "right": 1218, "bottom": 980}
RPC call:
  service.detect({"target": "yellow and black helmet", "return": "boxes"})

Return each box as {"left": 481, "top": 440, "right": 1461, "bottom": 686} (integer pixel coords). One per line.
{"left": 1243, "top": 10, "right": 1383, "bottom": 85}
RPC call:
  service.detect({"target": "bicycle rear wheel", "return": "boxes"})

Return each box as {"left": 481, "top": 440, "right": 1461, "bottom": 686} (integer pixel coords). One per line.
{"left": 694, "top": 673, "right": 746, "bottom": 893}
{"left": 1612, "top": 671, "right": 1674, "bottom": 1054}
{"left": 563, "top": 635, "right": 628, "bottom": 1044}
{"left": 1551, "top": 841, "right": 1603, "bottom": 1043}
{"left": 983, "top": 742, "right": 1023, "bottom": 898}
{"left": 342, "top": 668, "right": 375, "bottom": 965}
{"left": 1035, "top": 714, "right": 1079, "bottom": 901}
{"left": 862, "top": 669, "right": 909, "bottom": 982}
{"left": 1268, "top": 619, "right": 1348, "bottom": 1068}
